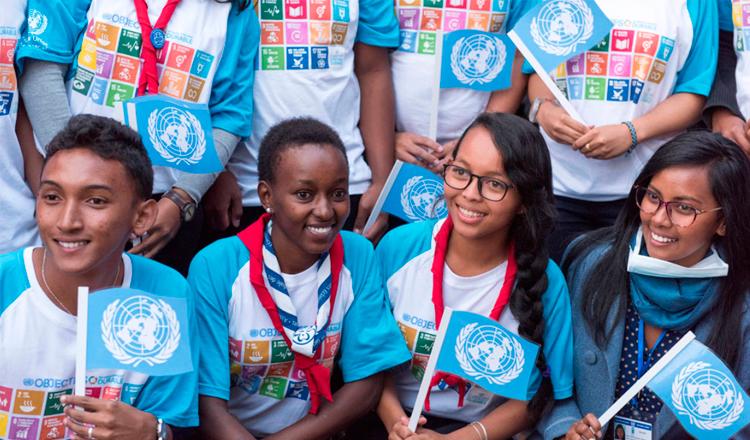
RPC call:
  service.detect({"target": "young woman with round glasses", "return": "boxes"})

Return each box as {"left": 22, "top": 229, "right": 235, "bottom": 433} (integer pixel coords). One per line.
{"left": 536, "top": 131, "right": 750, "bottom": 439}
{"left": 374, "top": 113, "right": 575, "bottom": 440}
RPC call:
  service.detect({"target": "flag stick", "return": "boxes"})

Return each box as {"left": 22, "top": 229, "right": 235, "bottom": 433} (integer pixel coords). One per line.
{"left": 597, "top": 331, "right": 696, "bottom": 427}
{"left": 362, "top": 160, "right": 405, "bottom": 235}
{"left": 408, "top": 307, "right": 454, "bottom": 432}
{"left": 506, "top": 31, "right": 585, "bottom": 124}
{"left": 428, "top": 30, "right": 444, "bottom": 141}
{"left": 75, "top": 286, "right": 90, "bottom": 396}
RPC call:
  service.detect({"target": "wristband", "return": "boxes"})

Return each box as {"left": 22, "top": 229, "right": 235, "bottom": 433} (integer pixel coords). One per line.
{"left": 470, "top": 421, "right": 488, "bottom": 440}
{"left": 156, "top": 418, "right": 167, "bottom": 440}
{"left": 622, "top": 120, "right": 638, "bottom": 154}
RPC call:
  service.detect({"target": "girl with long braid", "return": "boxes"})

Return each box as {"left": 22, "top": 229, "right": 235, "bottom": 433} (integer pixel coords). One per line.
{"left": 375, "top": 113, "right": 574, "bottom": 439}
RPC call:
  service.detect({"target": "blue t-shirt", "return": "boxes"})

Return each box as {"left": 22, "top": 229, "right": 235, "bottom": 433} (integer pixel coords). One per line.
{"left": 0, "top": 248, "right": 198, "bottom": 440}
{"left": 188, "top": 231, "right": 410, "bottom": 437}
{"left": 376, "top": 220, "right": 574, "bottom": 422}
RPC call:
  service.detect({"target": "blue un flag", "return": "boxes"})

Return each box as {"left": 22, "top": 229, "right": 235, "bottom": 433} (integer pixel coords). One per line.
{"left": 648, "top": 339, "right": 750, "bottom": 439}
{"left": 123, "top": 95, "right": 222, "bottom": 174}
{"left": 435, "top": 310, "right": 540, "bottom": 401}
{"left": 440, "top": 30, "right": 515, "bottom": 92}
{"left": 508, "top": 0, "right": 613, "bottom": 73}
{"left": 381, "top": 161, "right": 447, "bottom": 223}
{"left": 87, "top": 288, "right": 193, "bottom": 376}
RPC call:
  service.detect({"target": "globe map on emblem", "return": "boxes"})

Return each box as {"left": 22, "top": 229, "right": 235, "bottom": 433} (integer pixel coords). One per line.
{"left": 679, "top": 367, "right": 740, "bottom": 422}
{"left": 153, "top": 107, "right": 201, "bottom": 160}
{"left": 111, "top": 296, "right": 172, "bottom": 357}
{"left": 454, "top": 34, "right": 502, "bottom": 83}
{"left": 462, "top": 325, "right": 517, "bottom": 376}
{"left": 536, "top": 1, "right": 587, "bottom": 48}
{"left": 402, "top": 177, "right": 447, "bottom": 221}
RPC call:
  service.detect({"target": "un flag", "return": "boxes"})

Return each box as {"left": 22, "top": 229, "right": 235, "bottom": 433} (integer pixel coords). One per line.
{"left": 381, "top": 161, "right": 447, "bottom": 223}
{"left": 123, "top": 95, "right": 223, "bottom": 174}
{"left": 647, "top": 339, "right": 750, "bottom": 439}
{"left": 86, "top": 288, "right": 193, "bottom": 376}
{"left": 440, "top": 30, "right": 515, "bottom": 92}
{"left": 435, "top": 310, "right": 539, "bottom": 401}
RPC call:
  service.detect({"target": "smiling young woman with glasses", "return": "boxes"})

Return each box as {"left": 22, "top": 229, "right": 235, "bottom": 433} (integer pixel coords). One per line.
{"left": 538, "top": 131, "right": 750, "bottom": 439}
{"left": 373, "top": 113, "right": 575, "bottom": 440}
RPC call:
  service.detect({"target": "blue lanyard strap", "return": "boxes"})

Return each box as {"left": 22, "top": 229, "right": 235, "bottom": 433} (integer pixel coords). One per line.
{"left": 630, "top": 319, "right": 666, "bottom": 408}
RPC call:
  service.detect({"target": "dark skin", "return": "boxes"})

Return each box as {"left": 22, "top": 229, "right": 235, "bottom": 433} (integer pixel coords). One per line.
{"left": 199, "top": 144, "right": 386, "bottom": 439}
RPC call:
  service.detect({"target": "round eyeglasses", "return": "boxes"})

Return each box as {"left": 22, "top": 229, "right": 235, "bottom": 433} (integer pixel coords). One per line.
{"left": 443, "top": 164, "right": 513, "bottom": 202}
{"left": 634, "top": 186, "right": 722, "bottom": 227}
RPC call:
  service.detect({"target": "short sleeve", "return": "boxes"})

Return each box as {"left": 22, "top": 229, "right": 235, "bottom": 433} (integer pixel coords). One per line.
{"left": 338, "top": 233, "right": 411, "bottom": 382}
{"left": 718, "top": 0, "right": 733, "bottom": 32}
{"left": 133, "top": 278, "right": 199, "bottom": 427}
{"left": 16, "top": 0, "right": 90, "bottom": 66}
{"left": 673, "top": 0, "right": 718, "bottom": 96}
{"left": 208, "top": 4, "right": 260, "bottom": 138}
{"left": 506, "top": 0, "right": 537, "bottom": 32}
{"left": 527, "top": 260, "right": 574, "bottom": 401}
{"left": 356, "top": 0, "right": 399, "bottom": 47}
{"left": 187, "top": 238, "right": 247, "bottom": 400}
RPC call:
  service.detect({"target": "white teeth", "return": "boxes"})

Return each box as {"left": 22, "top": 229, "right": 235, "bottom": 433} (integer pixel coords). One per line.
{"left": 58, "top": 241, "right": 87, "bottom": 249}
{"left": 651, "top": 232, "right": 677, "bottom": 244}
{"left": 458, "top": 206, "right": 485, "bottom": 218}
{"left": 307, "top": 226, "right": 332, "bottom": 234}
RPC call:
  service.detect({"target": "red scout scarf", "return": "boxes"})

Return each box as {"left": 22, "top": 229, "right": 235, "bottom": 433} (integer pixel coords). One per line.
{"left": 425, "top": 216, "right": 517, "bottom": 411}
{"left": 237, "top": 214, "right": 344, "bottom": 414}
{"left": 133, "top": 0, "right": 181, "bottom": 95}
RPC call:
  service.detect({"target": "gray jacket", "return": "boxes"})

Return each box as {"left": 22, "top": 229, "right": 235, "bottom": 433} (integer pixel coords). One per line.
{"left": 535, "top": 244, "right": 750, "bottom": 440}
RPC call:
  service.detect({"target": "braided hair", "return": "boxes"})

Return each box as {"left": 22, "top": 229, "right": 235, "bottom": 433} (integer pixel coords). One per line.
{"left": 452, "top": 113, "right": 556, "bottom": 421}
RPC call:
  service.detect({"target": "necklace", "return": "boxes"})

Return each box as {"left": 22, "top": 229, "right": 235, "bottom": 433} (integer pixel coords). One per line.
{"left": 40, "top": 248, "right": 122, "bottom": 315}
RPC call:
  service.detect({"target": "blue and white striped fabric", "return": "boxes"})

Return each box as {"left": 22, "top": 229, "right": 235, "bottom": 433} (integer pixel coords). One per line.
{"left": 262, "top": 222, "right": 332, "bottom": 357}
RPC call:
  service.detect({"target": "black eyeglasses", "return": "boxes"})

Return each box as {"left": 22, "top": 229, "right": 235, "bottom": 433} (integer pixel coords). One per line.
{"left": 443, "top": 164, "right": 513, "bottom": 202}
{"left": 634, "top": 186, "right": 722, "bottom": 227}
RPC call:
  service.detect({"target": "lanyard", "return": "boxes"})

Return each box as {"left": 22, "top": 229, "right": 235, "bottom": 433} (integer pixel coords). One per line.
{"left": 630, "top": 319, "right": 666, "bottom": 408}
{"left": 133, "top": 0, "right": 181, "bottom": 95}
{"left": 425, "top": 217, "right": 517, "bottom": 411}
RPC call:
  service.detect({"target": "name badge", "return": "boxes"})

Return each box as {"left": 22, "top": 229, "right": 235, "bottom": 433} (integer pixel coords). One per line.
{"left": 613, "top": 415, "right": 652, "bottom": 440}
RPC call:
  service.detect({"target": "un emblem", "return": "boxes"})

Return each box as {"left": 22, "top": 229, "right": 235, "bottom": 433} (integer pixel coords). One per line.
{"left": 450, "top": 34, "right": 506, "bottom": 86}
{"left": 530, "top": 0, "right": 594, "bottom": 56}
{"left": 27, "top": 9, "right": 48, "bottom": 36}
{"left": 147, "top": 106, "right": 207, "bottom": 166}
{"left": 455, "top": 323, "right": 524, "bottom": 385}
{"left": 671, "top": 361, "right": 745, "bottom": 430}
{"left": 101, "top": 295, "right": 181, "bottom": 367}
{"left": 400, "top": 176, "right": 447, "bottom": 221}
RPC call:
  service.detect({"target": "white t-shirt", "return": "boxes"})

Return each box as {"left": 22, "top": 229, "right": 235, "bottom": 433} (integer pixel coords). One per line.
{"left": 732, "top": 0, "right": 750, "bottom": 119}
{"left": 391, "top": 0, "right": 532, "bottom": 143}
{"left": 536, "top": 0, "right": 716, "bottom": 201}
{"left": 0, "top": 248, "right": 199, "bottom": 440}
{"left": 0, "top": 0, "right": 38, "bottom": 254}
{"left": 227, "top": 0, "right": 400, "bottom": 206}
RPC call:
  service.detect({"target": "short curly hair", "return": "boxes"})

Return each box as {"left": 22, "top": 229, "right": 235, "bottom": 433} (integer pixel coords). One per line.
{"left": 45, "top": 114, "right": 153, "bottom": 199}
{"left": 258, "top": 117, "right": 348, "bottom": 183}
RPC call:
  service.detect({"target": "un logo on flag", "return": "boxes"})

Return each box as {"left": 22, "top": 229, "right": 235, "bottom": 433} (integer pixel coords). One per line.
{"left": 671, "top": 361, "right": 745, "bottom": 430}
{"left": 450, "top": 34, "right": 506, "bottom": 86}
{"left": 530, "top": 0, "right": 594, "bottom": 56}
{"left": 147, "top": 106, "right": 207, "bottom": 166}
{"left": 102, "top": 295, "right": 181, "bottom": 367}
{"left": 455, "top": 323, "right": 524, "bottom": 385}
{"left": 400, "top": 176, "right": 447, "bottom": 221}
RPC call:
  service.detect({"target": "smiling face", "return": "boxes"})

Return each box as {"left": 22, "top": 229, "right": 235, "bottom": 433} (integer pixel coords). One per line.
{"left": 259, "top": 143, "right": 350, "bottom": 273}
{"left": 640, "top": 165, "right": 725, "bottom": 267}
{"left": 36, "top": 148, "right": 155, "bottom": 277}
{"left": 445, "top": 126, "right": 522, "bottom": 243}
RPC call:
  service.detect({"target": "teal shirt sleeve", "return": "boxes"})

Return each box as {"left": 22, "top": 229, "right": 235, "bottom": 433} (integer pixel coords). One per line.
{"left": 208, "top": 4, "right": 259, "bottom": 138}
{"left": 719, "top": 0, "right": 733, "bottom": 32}
{"left": 506, "top": 0, "right": 537, "bottom": 32}
{"left": 129, "top": 258, "right": 199, "bottom": 427}
{"left": 0, "top": 250, "right": 31, "bottom": 316}
{"left": 527, "top": 260, "right": 574, "bottom": 400}
{"left": 16, "top": 0, "right": 90, "bottom": 67}
{"left": 187, "top": 237, "right": 247, "bottom": 400}
{"left": 375, "top": 221, "right": 435, "bottom": 283}
{"left": 338, "top": 232, "right": 411, "bottom": 382}
{"left": 674, "top": 0, "right": 718, "bottom": 96}
{"left": 356, "top": 0, "right": 399, "bottom": 47}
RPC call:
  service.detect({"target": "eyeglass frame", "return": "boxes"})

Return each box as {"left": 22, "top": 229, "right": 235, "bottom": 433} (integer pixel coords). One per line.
{"left": 633, "top": 185, "right": 722, "bottom": 227}
{"left": 442, "top": 164, "right": 514, "bottom": 202}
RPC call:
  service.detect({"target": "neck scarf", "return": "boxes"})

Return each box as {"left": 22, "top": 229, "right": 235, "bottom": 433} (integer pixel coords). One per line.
{"left": 237, "top": 214, "right": 343, "bottom": 414}
{"left": 133, "top": 0, "right": 181, "bottom": 95}
{"left": 426, "top": 217, "right": 517, "bottom": 410}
